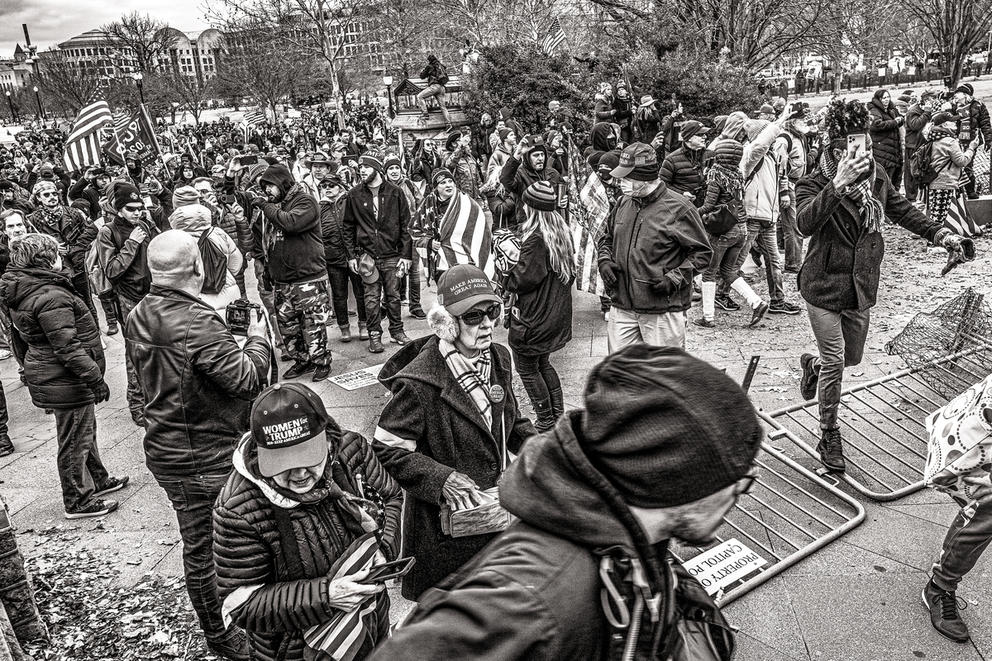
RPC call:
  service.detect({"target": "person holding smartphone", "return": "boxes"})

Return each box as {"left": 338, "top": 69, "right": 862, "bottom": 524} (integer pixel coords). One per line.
{"left": 214, "top": 382, "right": 402, "bottom": 661}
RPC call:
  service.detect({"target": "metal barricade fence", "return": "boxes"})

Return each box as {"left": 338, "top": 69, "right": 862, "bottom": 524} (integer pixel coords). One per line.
{"left": 675, "top": 442, "right": 865, "bottom": 606}
{"left": 763, "top": 347, "right": 992, "bottom": 501}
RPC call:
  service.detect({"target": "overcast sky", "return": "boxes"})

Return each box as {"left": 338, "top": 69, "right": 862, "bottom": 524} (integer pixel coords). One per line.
{"left": 0, "top": 0, "right": 210, "bottom": 55}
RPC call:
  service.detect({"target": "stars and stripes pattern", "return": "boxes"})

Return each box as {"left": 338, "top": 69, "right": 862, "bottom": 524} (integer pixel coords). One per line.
{"left": 63, "top": 100, "right": 113, "bottom": 172}
{"left": 243, "top": 109, "right": 266, "bottom": 126}
{"left": 429, "top": 192, "right": 495, "bottom": 278}
{"left": 541, "top": 17, "right": 566, "bottom": 56}
{"left": 944, "top": 192, "right": 983, "bottom": 238}
{"left": 567, "top": 138, "right": 608, "bottom": 294}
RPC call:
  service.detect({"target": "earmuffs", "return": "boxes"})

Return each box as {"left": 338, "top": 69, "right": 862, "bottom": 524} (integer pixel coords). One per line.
{"left": 427, "top": 303, "right": 460, "bottom": 343}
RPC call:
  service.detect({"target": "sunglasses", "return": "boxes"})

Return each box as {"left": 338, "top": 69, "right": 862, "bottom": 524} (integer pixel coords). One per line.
{"left": 460, "top": 302, "right": 501, "bottom": 326}
{"left": 122, "top": 205, "right": 144, "bottom": 213}
{"left": 38, "top": 191, "right": 59, "bottom": 198}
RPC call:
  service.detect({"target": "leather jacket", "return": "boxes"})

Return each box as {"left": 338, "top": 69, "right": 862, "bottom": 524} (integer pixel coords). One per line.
{"left": 125, "top": 285, "right": 271, "bottom": 478}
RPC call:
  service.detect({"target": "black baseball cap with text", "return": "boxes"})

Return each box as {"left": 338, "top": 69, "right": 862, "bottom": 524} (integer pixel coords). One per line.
{"left": 250, "top": 383, "right": 330, "bottom": 477}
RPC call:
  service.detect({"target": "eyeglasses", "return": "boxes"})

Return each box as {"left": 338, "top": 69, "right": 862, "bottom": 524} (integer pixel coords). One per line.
{"left": 734, "top": 471, "right": 759, "bottom": 497}
{"left": 38, "top": 191, "right": 58, "bottom": 198}
{"left": 460, "top": 302, "right": 501, "bottom": 326}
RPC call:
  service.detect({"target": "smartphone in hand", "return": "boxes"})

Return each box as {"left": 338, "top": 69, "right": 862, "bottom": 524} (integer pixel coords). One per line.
{"left": 847, "top": 134, "right": 867, "bottom": 160}
{"left": 355, "top": 557, "right": 416, "bottom": 584}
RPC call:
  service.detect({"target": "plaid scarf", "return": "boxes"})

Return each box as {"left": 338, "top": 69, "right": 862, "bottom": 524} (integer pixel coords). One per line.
{"left": 820, "top": 151, "right": 883, "bottom": 233}
{"left": 439, "top": 339, "right": 493, "bottom": 429}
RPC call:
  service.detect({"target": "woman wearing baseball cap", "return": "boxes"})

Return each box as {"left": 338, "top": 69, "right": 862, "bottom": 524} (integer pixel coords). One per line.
{"left": 213, "top": 382, "right": 403, "bottom": 661}
{"left": 372, "top": 264, "right": 536, "bottom": 601}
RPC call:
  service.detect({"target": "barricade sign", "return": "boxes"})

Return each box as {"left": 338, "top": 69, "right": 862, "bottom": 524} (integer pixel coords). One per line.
{"left": 682, "top": 538, "right": 767, "bottom": 596}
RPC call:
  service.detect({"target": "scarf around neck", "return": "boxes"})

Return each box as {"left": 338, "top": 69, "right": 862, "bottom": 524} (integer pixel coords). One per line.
{"left": 820, "top": 151, "right": 883, "bottom": 233}
{"left": 439, "top": 338, "right": 493, "bottom": 429}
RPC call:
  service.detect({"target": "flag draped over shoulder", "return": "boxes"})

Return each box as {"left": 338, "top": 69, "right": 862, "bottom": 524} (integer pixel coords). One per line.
{"left": 567, "top": 138, "right": 607, "bottom": 295}
{"left": 63, "top": 100, "right": 113, "bottom": 172}
{"left": 437, "top": 193, "right": 494, "bottom": 278}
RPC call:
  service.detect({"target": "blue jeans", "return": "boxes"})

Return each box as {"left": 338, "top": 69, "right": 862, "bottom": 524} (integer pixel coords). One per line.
{"left": 327, "top": 264, "right": 367, "bottom": 327}
{"left": 53, "top": 404, "right": 110, "bottom": 511}
{"left": 156, "top": 472, "right": 231, "bottom": 640}
{"left": 702, "top": 223, "right": 746, "bottom": 284}
{"left": 738, "top": 218, "right": 785, "bottom": 304}
{"left": 363, "top": 258, "right": 404, "bottom": 337}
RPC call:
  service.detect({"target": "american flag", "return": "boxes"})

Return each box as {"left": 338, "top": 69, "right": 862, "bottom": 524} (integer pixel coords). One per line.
{"left": 541, "top": 17, "right": 566, "bottom": 56}
{"left": 415, "top": 192, "right": 494, "bottom": 279}
{"left": 567, "top": 137, "right": 608, "bottom": 294}
{"left": 243, "top": 109, "right": 266, "bottom": 126}
{"left": 63, "top": 100, "right": 113, "bottom": 172}
{"left": 944, "top": 193, "right": 982, "bottom": 237}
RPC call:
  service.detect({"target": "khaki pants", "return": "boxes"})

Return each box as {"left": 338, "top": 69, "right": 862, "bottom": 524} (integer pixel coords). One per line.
{"left": 607, "top": 308, "right": 686, "bottom": 352}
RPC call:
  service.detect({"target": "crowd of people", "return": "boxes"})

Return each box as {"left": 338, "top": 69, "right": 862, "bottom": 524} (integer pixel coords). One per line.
{"left": 0, "top": 71, "right": 988, "bottom": 660}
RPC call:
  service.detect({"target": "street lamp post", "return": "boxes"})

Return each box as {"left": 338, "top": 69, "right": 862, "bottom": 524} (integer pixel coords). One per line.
{"left": 134, "top": 72, "right": 145, "bottom": 104}
{"left": 5, "top": 91, "right": 17, "bottom": 123}
{"left": 32, "top": 85, "right": 44, "bottom": 121}
{"left": 383, "top": 75, "right": 394, "bottom": 118}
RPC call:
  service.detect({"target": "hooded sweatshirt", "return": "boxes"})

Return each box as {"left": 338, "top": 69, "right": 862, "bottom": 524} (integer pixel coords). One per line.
{"left": 169, "top": 204, "right": 242, "bottom": 312}
{"left": 253, "top": 165, "right": 326, "bottom": 284}
{"left": 368, "top": 412, "right": 706, "bottom": 661}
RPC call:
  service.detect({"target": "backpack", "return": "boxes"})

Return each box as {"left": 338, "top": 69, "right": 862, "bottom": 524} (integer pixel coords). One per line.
{"left": 436, "top": 63, "right": 450, "bottom": 87}
{"left": 197, "top": 228, "right": 228, "bottom": 295}
{"left": 910, "top": 138, "right": 943, "bottom": 186}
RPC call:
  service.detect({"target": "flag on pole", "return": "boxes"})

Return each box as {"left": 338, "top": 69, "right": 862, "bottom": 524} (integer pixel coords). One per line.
{"left": 541, "top": 17, "right": 566, "bottom": 56}
{"left": 63, "top": 100, "right": 113, "bottom": 172}
{"left": 566, "top": 137, "right": 607, "bottom": 295}
{"left": 103, "top": 104, "right": 162, "bottom": 167}
{"left": 243, "top": 109, "right": 266, "bottom": 126}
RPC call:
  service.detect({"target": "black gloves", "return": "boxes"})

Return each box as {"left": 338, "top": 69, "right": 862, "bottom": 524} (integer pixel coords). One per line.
{"left": 599, "top": 260, "right": 621, "bottom": 289}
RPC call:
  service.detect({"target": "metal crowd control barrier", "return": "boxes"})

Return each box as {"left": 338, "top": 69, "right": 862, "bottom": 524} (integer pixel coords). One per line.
{"left": 763, "top": 347, "right": 992, "bottom": 501}
{"left": 675, "top": 442, "right": 865, "bottom": 606}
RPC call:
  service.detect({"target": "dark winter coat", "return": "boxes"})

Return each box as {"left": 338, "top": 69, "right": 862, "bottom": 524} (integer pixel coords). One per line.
{"left": 505, "top": 231, "right": 573, "bottom": 357}
{"left": 368, "top": 412, "right": 686, "bottom": 661}
{"left": 319, "top": 196, "right": 349, "bottom": 268}
{"left": 957, "top": 99, "right": 992, "bottom": 146}
{"left": 0, "top": 267, "right": 104, "bottom": 409}
{"left": 253, "top": 167, "right": 325, "bottom": 285}
{"left": 659, "top": 146, "right": 709, "bottom": 203}
{"left": 372, "top": 336, "right": 536, "bottom": 600}
{"left": 26, "top": 206, "right": 97, "bottom": 275}
{"left": 214, "top": 428, "right": 402, "bottom": 661}
{"left": 589, "top": 122, "right": 619, "bottom": 153}
{"left": 126, "top": 285, "right": 270, "bottom": 479}
{"left": 905, "top": 104, "right": 933, "bottom": 150}
{"left": 342, "top": 180, "right": 412, "bottom": 260}
{"left": 95, "top": 213, "right": 165, "bottom": 303}
{"left": 796, "top": 162, "right": 943, "bottom": 312}
{"left": 597, "top": 182, "right": 712, "bottom": 314}
{"left": 499, "top": 151, "right": 564, "bottom": 227}
{"left": 66, "top": 178, "right": 101, "bottom": 220}
{"left": 868, "top": 98, "right": 904, "bottom": 171}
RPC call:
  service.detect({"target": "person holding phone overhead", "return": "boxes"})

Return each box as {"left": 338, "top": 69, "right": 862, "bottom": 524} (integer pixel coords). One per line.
{"left": 372, "top": 265, "right": 536, "bottom": 601}
{"left": 795, "top": 99, "right": 975, "bottom": 475}
{"left": 214, "top": 382, "right": 402, "bottom": 661}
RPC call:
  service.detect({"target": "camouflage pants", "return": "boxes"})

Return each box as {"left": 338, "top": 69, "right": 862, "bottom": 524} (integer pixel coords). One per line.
{"left": 274, "top": 277, "right": 331, "bottom": 367}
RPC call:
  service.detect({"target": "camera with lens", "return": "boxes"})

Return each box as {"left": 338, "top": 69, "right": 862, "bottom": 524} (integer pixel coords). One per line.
{"left": 226, "top": 298, "right": 261, "bottom": 336}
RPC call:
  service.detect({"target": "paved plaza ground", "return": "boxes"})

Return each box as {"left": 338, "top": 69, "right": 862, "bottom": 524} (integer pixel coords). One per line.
{"left": 1, "top": 215, "right": 991, "bottom": 659}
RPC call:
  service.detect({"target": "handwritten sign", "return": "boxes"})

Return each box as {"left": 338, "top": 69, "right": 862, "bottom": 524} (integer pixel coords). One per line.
{"left": 329, "top": 364, "right": 383, "bottom": 391}
{"left": 682, "top": 538, "right": 767, "bottom": 596}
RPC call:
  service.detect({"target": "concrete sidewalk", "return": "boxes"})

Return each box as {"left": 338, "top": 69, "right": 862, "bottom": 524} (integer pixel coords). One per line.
{"left": 1, "top": 224, "right": 991, "bottom": 659}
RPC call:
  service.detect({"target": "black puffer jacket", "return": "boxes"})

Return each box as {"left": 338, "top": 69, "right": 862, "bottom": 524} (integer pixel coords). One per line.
{"left": 868, "top": 97, "right": 904, "bottom": 171}
{"left": 125, "top": 285, "right": 271, "bottom": 479}
{"left": 660, "top": 146, "right": 708, "bottom": 203}
{"left": 254, "top": 165, "right": 326, "bottom": 285}
{"left": 505, "top": 231, "right": 574, "bottom": 357}
{"left": 0, "top": 267, "right": 104, "bottom": 409}
{"left": 214, "top": 428, "right": 402, "bottom": 661}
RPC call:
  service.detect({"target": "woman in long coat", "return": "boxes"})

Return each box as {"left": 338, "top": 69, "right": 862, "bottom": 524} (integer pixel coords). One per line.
{"left": 868, "top": 89, "right": 905, "bottom": 186}
{"left": 372, "top": 265, "right": 535, "bottom": 600}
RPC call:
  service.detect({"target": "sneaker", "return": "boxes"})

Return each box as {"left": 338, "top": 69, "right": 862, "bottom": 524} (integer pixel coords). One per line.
{"left": 312, "top": 364, "right": 331, "bottom": 382}
{"left": 358, "top": 323, "right": 369, "bottom": 340}
{"left": 206, "top": 628, "right": 252, "bottom": 661}
{"left": 369, "top": 335, "right": 384, "bottom": 354}
{"left": 768, "top": 301, "right": 802, "bottom": 315}
{"left": 800, "top": 353, "right": 820, "bottom": 401}
{"left": 0, "top": 349, "right": 10, "bottom": 360}
{"left": 390, "top": 331, "right": 411, "bottom": 346}
{"left": 923, "top": 579, "right": 970, "bottom": 643}
{"left": 715, "top": 295, "right": 740, "bottom": 312}
{"left": 106, "top": 321, "right": 119, "bottom": 336}
{"left": 65, "top": 499, "right": 119, "bottom": 520}
{"left": 816, "top": 428, "right": 846, "bottom": 472}
{"left": 339, "top": 326, "right": 353, "bottom": 343}
{"left": 747, "top": 301, "right": 769, "bottom": 328}
{"left": 283, "top": 362, "right": 315, "bottom": 379}
{"left": 0, "top": 437, "right": 14, "bottom": 457}
{"left": 93, "top": 476, "right": 129, "bottom": 499}
{"left": 692, "top": 318, "right": 716, "bottom": 328}
{"left": 409, "top": 307, "right": 427, "bottom": 319}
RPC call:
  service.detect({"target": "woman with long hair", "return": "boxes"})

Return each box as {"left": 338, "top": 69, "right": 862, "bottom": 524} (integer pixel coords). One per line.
{"left": 926, "top": 111, "right": 984, "bottom": 237}
{"left": 504, "top": 180, "right": 575, "bottom": 431}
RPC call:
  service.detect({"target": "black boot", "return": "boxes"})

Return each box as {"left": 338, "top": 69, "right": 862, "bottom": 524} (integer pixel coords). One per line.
{"left": 549, "top": 387, "right": 564, "bottom": 421}
{"left": 0, "top": 434, "right": 14, "bottom": 457}
{"left": 532, "top": 397, "right": 555, "bottom": 433}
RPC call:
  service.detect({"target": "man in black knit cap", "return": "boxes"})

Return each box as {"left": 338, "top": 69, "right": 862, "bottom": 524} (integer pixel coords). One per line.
{"left": 369, "top": 344, "right": 759, "bottom": 661}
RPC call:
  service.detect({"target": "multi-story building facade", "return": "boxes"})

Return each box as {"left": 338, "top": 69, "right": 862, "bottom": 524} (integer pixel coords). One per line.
{"left": 155, "top": 28, "right": 224, "bottom": 82}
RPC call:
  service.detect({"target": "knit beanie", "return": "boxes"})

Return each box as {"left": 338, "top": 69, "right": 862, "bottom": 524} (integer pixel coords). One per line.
{"left": 445, "top": 131, "right": 462, "bottom": 152}
{"left": 383, "top": 155, "right": 402, "bottom": 172}
{"left": 431, "top": 168, "right": 454, "bottom": 188}
{"left": 358, "top": 153, "right": 384, "bottom": 174}
{"left": 244, "top": 163, "right": 269, "bottom": 186}
{"left": 173, "top": 186, "right": 200, "bottom": 209}
{"left": 713, "top": 138, "right": 744, "bottom": 169}
{"left": 521, "top": 180, "right": 557, "bottom": 212}
{"left": 497, "top": 128, "right": 513, "bottom": 143}
{"left": 581, "top": 344, "right": 762, "bottom": 507}
{"left": 112, "top": 184, "right": 142, "bottom": 211}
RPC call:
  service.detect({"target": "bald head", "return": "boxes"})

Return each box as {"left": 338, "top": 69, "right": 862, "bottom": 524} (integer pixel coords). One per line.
{"left": 148, "top": 230, "right": 203, "bottom": 290}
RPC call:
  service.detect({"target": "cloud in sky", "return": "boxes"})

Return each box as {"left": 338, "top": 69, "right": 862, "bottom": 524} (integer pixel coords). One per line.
{"left": 0, "top": 0, "right": 211, "bottom": 55}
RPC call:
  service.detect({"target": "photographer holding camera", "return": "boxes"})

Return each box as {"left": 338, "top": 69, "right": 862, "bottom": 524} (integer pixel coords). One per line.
{"left": 125, "top": 230, "right": 272, "bottom": 661}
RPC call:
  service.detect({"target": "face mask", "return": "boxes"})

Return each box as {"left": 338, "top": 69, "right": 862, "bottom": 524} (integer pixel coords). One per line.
{"left": 620, "top": 179, "right": 655, "bottom": 197}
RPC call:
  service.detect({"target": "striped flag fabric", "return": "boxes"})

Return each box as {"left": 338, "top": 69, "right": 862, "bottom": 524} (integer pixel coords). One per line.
{"left": 567, "top": 137, "right": 607, "bottom": 295}
{"left": 63, "top": 100, "right": 113, "bottom": 172}
{"left": 243, "top": 109, "right": 266, "bottom": 126}
{"left": 943, "top": 192, "right": 982, "bottom": 237}
{"left": 417, "top": 192, "right": 494, "bottom": 279}
{"left": 541, "top": 17, "right": 566, "bottom": 56}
